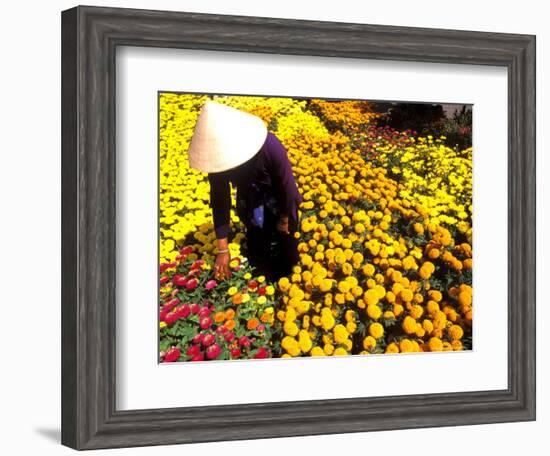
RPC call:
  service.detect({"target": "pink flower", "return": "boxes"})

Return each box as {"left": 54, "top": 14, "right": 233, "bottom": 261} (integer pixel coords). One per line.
{"left": 205, "top": 279, "right": 217, "bottom": 290}
{"left": 164, "top": 347, "right": 181, "bottom": 362}
{"left": 185, "top": 278, "right": 199, "bottom": 290}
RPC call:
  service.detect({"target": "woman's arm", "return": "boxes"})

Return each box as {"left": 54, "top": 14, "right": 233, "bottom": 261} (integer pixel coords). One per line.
{"left": 208, "top": 173, "right": 232, "bottom": 279}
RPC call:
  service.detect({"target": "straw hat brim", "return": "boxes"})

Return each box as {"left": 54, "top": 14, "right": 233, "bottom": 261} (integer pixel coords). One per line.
{"left": 188, "top": 100, "right": 268, "bottom": 174}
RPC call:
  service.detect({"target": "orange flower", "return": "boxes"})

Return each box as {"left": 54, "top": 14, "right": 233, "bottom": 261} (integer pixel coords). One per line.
{"left": 224, "top": 319, "right": 236, "bottom": 331}
{"left": 214, "top": 311, "right": 225, "bottom": 323}
{"left": 260, "top": 312, "right": 270, "bottom": 323}
{"left": 232, "top": 293, "right": 243, "bottom": 305}
{"left": 247, "top": 318, "right": 260, "bottom": 330}
{"left": 225, "top": 308, "right": 235, "bottom": 320}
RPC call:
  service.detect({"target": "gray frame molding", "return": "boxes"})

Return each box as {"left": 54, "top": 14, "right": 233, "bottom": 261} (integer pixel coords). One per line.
{"left": 61, "top": 5, "right": 536, "bottom": 450}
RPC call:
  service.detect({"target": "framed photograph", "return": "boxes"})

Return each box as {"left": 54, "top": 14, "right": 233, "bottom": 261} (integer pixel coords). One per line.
{"left": 61, "top": 5, "right": 536, "bottom": 450}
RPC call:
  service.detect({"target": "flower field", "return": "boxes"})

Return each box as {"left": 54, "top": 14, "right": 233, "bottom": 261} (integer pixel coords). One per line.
{"left": 159, "top": 93, "right": 473, "bottom": 362}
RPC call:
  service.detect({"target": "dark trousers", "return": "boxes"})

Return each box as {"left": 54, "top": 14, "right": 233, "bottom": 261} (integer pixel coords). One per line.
{"left": 244, "top": 223, "right": 299, "bottom": 282}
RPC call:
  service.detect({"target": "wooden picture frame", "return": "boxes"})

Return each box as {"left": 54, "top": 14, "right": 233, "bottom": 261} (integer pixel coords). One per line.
{"left": 61, "top": 5, "right": 536, "bottom": 450}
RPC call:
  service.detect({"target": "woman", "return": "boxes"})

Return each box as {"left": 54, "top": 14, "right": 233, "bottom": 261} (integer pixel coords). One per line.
{"left": 188, "top": 100, "right": 303, "bottom": 281}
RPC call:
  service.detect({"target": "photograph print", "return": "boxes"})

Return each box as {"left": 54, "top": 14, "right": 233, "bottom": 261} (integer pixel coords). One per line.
{"left": 158, "top": 93, "right": 473, "bottom": 363}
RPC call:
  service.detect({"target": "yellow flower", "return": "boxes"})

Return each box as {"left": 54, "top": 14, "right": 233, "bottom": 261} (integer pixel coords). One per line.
{"left": 283, "top": 321, "right": 299, "bottom": 337}
{"left": 366, "top": 304, "right": 382, "bottom": 320}
{"left": 333, "top": 324, "right": 349, "bottom": 344}
{"left": 448, "top": 324, "right": 464, "bottom": 340}
{"left": 368, "top": 322, "right": 384, "bottom": 339}
{"left": 337, "top": 281, "right": 351, "bottom": 294}
{"left": 298, "top": 330, "right": 313, "bottom": 353}
{"left": 281, "top": 336, "right": 301, "bottom": 356}
{"left": 227, "top": 286, "right": 238, "bottom": 296}
{"left": 428, "top": 337, "right": 444, "bottom": 352}
{"left": 402, "top": 316, "right": 417, "bottom": 335}
{"left": 399, "top": 339, "right": 414, "bottom": 353}
{"left": 363, "top": 336, "right": 376, "bottom": 350}
{"left": 310, "top": 346, "right": 325, "bottom": 356}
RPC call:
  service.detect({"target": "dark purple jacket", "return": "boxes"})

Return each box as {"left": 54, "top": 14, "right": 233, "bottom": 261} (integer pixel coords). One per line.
{"left": 207, "top": 131, "right": 302, "bottom": 239}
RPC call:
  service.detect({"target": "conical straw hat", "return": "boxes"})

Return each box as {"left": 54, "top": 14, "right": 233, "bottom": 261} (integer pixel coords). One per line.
{"left": 188, "top": 100, "right": 268, "bottom": 173}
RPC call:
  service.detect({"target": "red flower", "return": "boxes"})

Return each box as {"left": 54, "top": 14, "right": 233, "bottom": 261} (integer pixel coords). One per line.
{"left": 160, "top": 262, "right": 177, "bottom": 273}
{"left": 190, "top": 259, "right": 205, "bottom": 271}
{"left": 200, "top": 317, "right": 213, "bottom": 330}
{"left": 239, "top": 336, "right": 251, "bottom": 348}
{"left": 253, "top": 347, "right": 269, "bottom": 359}
{"left": 224, "top": 332, "right": 235, "bottom": 342}
{"left": 160, "top": 276, "right": 170, "bottom": 285}
{"left": 257, "top": 286, "right": 267, "bottom": 296}
{"left": 162, "top": 298, "right": 180, "bottom": 312}
{"left": 164, "top": 347, "right": 181, "bottom": 362}
{"left": 186, "top": 344, "right": 201, "bottom": 357}
{"left": 185, "top": 278, "right": 199, "bottom": 290}
{"left": 175, "top": 304, "right": 190, "bottom": 319}
{"left": 180, "top": 246, "right": 193, "bottom": 255}
{"left": 206, "top": 343, "right": 221, "bottom": 360}
{"left": 202, "top": 333, "right": 215, "bottom": 347}
{"left": 189, "top": 303, "right": 200, "bottom": 314}
{"left": 230, "top": 348, "right": 241, "bottom": 358}
{"left": 173, "top": 275, "right": 187, "bottom": 287}
{"left": 164, "top": 312, "right": 178, "bottom": 326}
{"left": 190, "top": 353, "right": 204, "bottom": 362}
{"left": 247, "top": 280, "right": 258, "bottom": 290}
{"left": 198, "top": 306, "right": 211, "bottom": 319}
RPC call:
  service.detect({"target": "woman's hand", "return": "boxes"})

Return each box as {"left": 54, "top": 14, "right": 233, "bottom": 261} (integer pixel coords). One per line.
{"left": 214, "top": 237, "right": 231, "bottom": 280}
{"left": 214, "top": 251, "right": 231, "bottom": 280}
{"left": 276, "top": 215, "right": 290, "bottom": 234}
